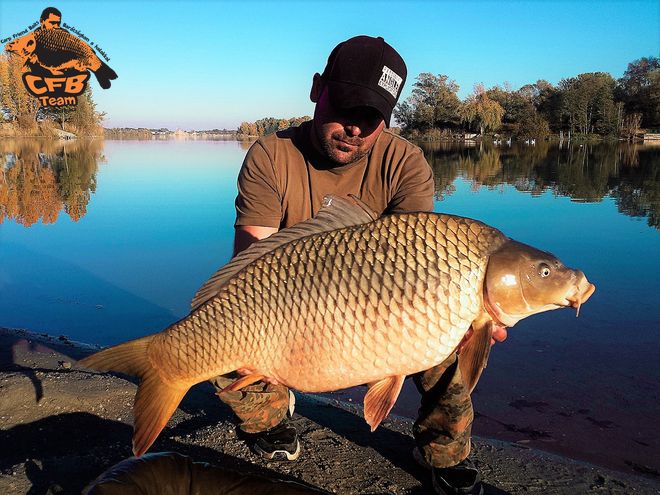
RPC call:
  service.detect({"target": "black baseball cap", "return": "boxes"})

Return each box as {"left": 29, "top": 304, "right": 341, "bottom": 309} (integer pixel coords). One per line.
{"left": 320, "top": 35, "right": 407, "bottom": 125}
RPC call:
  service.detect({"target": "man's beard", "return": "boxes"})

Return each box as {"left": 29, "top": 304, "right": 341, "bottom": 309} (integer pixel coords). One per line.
{"left": 317, "top": 129, "right": 369, "bottom": 165}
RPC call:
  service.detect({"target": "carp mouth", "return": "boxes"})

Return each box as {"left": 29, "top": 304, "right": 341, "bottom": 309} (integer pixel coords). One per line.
{"left": 563, "top": 280, "right": 596, "bottom": 317}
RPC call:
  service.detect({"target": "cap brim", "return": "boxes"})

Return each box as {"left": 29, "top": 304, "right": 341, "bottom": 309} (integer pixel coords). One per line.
{"left": 325, "top": 81, "right": 392, "bottom": 127}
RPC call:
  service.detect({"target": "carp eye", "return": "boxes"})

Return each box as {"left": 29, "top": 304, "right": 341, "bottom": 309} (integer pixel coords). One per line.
{"left": 539, "top": 263, "right": 551, "bottom": 277}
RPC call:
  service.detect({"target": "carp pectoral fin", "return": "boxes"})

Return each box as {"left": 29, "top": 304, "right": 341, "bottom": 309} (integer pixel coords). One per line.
{"left": 458, "top": 321, "right": 493, "bottom": 394}
{"left": 363, "top": 375, "right": 405, "bottom": 432}
{"left": 219, "top": 373, "right": 265, "bottom": 393}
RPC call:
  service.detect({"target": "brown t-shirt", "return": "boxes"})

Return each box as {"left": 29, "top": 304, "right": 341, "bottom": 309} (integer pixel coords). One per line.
{"left": 235, "top": 121, "right": 434, "bottom": 229}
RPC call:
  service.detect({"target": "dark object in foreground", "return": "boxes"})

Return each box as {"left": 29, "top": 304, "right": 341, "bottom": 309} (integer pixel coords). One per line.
{"left": 83, "top": 451, "right": 325, "bottom": 495}
{"left": 432, "top": 458, "right": 483, "bottom": 495}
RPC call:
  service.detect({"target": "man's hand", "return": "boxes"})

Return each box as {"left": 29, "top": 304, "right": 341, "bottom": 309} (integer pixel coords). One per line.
{"left": 233, "top": 225, "right": 278, "bottom": 256}
{"left": 491, "top": 325, "right": 508, "bottom": 345}
{"left": 456, "top": 324, "right": 508, "bottom": 354}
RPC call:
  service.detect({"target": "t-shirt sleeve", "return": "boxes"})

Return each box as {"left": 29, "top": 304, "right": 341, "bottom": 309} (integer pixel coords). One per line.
{"left": 387, "top": 147, "right": 435, "bottom": 214}
{"left": 234, "top": 141, "right": 282, "bottom": 228}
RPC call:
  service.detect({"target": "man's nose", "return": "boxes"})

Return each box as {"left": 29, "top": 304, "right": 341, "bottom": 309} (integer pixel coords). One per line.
{"left": 344, "top": 124, "right": 362, "bottom": 137}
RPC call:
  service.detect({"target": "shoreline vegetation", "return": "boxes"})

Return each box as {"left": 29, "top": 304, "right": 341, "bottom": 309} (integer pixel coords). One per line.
{"left": 2, "top": 53, "right": 657, "bottom": 142}
{"left": 392, "top": 56, "right": 659, "bottom": 143}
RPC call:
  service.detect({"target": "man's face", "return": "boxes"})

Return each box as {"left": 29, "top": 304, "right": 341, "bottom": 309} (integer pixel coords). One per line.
{"left": 41, "top": 14, "right": 61, "bottom": 30}
{"left": 311, "top": 86, "right": 385, "bottom": 166}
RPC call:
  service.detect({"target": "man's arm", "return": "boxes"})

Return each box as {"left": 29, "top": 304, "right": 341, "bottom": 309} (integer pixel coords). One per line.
{"left": 233, "top": 225, "right": 278, "bottom": 256}
{"left": 386, "top": 147, "right": 435, "bottom": 214}
{"left": 233, "top": 140, "right": 282, "bottom": 256}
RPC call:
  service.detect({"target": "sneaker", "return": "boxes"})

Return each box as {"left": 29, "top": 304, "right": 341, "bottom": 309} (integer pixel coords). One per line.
{"left": 241, "top": 420, "right": 301, "bottom": 461}
{"left": 413, "top": 448, "right": 482, "bottom": 495}
{"left": 432, "top": 458, "right": 483, "bottom": 495}
{"left": 412, "top": 446, "right": 432, "bottom": 470}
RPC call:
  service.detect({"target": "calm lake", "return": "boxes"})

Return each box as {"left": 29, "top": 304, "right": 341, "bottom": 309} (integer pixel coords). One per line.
{"left": 1, "top": 138, "right": 659, "bottom": 476}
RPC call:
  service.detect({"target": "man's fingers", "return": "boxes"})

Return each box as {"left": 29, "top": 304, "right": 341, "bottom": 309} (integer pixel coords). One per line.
{"left": 491, "top": 326, "right": 508, "bottom": 344}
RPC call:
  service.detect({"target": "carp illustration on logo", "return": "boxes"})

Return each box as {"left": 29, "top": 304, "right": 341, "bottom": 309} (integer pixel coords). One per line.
{"left": 3, "top": 7, "right": 117, "bottom": 107}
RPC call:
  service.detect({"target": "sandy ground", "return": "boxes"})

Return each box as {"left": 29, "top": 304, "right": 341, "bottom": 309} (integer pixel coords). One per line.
{"left": 1, "top": 327, "right": 659, "bottom": 495}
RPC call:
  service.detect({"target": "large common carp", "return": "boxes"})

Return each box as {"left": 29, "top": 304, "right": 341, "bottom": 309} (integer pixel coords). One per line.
{"left": 79, "top": 196, "right": 595, "bottom": 457}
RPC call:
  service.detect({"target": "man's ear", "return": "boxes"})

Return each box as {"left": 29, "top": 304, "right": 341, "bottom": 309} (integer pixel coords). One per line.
{"left": 310, "top": 73, "right": 323, "bottom": 103}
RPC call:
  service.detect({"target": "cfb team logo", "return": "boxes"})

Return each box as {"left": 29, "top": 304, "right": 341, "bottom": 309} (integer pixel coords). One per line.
{"left": 3, "top": 7, "right": 117, "bottom": 107}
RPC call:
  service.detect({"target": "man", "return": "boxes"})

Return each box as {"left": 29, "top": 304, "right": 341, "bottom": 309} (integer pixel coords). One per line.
{"left": 214, "top": 36, "right": 498, "bottom": 495}
{"left": 39, "top": 7, "right": 62, "bottom": 30}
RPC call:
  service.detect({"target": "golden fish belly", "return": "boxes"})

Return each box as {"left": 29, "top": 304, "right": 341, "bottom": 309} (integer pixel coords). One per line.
{"left": 151, "top": 213, "right": 507, "bottom": 391}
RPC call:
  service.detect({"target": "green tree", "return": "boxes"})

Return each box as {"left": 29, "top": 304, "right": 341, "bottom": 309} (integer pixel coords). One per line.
{"left": 616, "top": 56, "right": 660, "bottom": 130}
{"left": 559, "top": 72, "right": 617, "bottom": 135}
{"left": 459, "top": 84, "right": 504, "bottom": 136}
{"left": 393, "top": 73, "right": 462, "bottom": 131}
{"left": 488, "top": 84, "right": 529, "bottom": 125}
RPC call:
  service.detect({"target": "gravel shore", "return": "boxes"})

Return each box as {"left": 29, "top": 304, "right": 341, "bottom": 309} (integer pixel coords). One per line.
{"left": 1, "top": 327, "right": 659, "bottom": 495}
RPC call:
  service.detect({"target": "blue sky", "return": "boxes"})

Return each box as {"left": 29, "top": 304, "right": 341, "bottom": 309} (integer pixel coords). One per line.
{"left": 1, "top": 1, "right": 658, "bottom": 129}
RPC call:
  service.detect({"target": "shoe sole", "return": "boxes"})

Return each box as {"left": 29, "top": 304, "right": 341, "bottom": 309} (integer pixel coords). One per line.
{"left": 288, "top": 390, "right": 296, "bottom": 418}
{"left": 253, "top": 440, "right": 301, "bottom": 461}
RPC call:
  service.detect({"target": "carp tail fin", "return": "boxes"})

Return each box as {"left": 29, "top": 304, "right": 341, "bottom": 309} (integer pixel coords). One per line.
{"left": 78, "top": 334, "right": 154, "bottom": 377}
{"left": 78, "top": 335, "right": 189, "bottom": 457}
{"left": 364, "top": 375, "right": 405, "bottom": 432}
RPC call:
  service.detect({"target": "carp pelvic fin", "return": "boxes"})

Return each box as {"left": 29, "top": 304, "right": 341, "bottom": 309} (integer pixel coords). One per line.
{"left": 191, "top": 194, "right": 378, "bottom": 311}
{"left": 218, "top": 373, "right": 266, "bottom": 393}
{"left": 363, "top": 375, "right": 405, "bottom": 432}
{"left": 458, "top": 321, "right": 493, "bottom": 394}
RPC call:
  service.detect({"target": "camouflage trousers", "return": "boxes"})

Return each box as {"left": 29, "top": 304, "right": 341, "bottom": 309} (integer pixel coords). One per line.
{"left": 210, "top": 352, "right": 472, "bottom": 468}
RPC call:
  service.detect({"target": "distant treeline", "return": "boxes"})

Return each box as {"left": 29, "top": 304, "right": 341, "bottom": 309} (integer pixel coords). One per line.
{"left": 237, "top": 116, "right": 311, "bottom": 138}
{"left": 394, "top": 56, "right": 659, "bottom": 140}
{"left": 104, "top": 128, "right": 238, "bottom": 139}
{"left": 0, "top": 53, "right": 105, "bottom": 137}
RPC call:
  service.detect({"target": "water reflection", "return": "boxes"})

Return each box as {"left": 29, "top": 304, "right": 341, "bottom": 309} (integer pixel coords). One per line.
{"left": 0, "top": 139, "right": 104, "bottom": 226}
{"left": 2, "top": 139, "right": 657, "bottom": 230}
{"left": 422, "top": 142, "right": 660, "bottom": 228}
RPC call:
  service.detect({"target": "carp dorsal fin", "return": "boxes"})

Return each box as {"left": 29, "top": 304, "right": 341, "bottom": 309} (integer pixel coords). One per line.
{"left": 191, "top": 194, "right": 378, "bottom": 311}
{"left": 458, "top": 320, "right": 494, "bottom": 394}
{"left": 364, "top": 375, "right": 406, "bottom": 431}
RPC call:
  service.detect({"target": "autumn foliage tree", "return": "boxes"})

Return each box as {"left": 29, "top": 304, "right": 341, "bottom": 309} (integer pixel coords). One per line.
{"left": 0, "top": 53, "right": 40, "bottom": 128}
{"left": 0, "top": 140, "right": 103, "bottom": 226}
{"left": 459, "top": 84, "right": 505, "bottom": 136}
{"left": 0, "top": 53, "right": 105, "bottom": 135}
